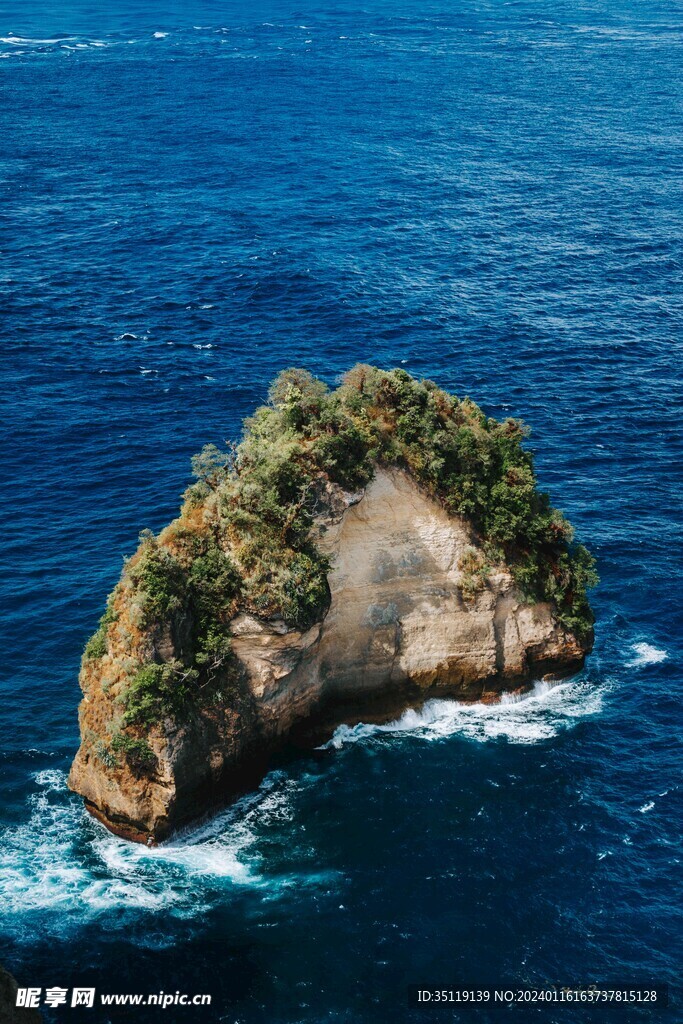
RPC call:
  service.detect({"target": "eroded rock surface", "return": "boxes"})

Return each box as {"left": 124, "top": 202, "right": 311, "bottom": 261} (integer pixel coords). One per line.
{"left": 69, "top": 468, "right": 589, "bottom": 842}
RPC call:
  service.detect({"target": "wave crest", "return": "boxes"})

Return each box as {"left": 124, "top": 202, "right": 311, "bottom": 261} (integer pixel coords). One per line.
{"left": 323, "top": 679, "right": 604, "bottom": 749}
{"left": 627, "top": 642, "right": 668, "bottom": 667}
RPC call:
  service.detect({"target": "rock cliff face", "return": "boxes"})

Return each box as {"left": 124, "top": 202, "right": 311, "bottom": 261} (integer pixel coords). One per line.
{"left": 0, "top": 965, "right": 42, "bottom": 1023}
{"left": 69, "top": 467, "right": 589, "bottom": 843}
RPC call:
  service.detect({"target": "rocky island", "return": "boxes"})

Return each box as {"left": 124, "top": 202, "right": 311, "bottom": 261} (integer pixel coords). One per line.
{"left": 69, "top": 366, "right": 597, "bottom": 843}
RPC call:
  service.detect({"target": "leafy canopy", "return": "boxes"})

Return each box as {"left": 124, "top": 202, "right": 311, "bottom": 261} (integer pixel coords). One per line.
{"left": 83, "top": 364, "right": 597, "bottom": 748}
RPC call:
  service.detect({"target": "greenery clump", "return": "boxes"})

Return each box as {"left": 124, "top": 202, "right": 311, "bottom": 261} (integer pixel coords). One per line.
{"left": 83, "top": 598, "right": 118, "bottom": 662}
{"left": 199, "top": 364, "right": 596, "bottom": 637}
{"left": 110, "top": 733, "right": 157, "bottom": 774}
{"left": 127, "top": 531, "right": 188, "bottom": 626}
{"left": 458, "top": 547, "right": 491, "bottom": 602}
{"left": 83, "top": 365, "right": 597, "bottom": 734}
{"left": 93, "top": 739, "right": 118, "bottom": 770}
{"left": 122, "top": 663, "right": 190, "bottom": 726}
{"left": 117, "top": 531, "right": 242, "bottom": 726}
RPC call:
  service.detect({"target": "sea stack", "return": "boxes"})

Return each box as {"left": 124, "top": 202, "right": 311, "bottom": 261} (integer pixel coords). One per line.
{"left": 69, "top": 366, "right": 596, "bottom": 842}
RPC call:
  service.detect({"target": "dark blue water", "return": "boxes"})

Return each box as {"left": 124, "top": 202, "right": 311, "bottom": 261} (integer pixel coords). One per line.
{"left": 1, "top": 1, "right": 681, "bottom": 1020}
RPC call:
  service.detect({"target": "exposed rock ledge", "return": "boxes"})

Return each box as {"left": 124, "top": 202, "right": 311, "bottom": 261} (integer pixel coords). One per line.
{"left": 69, "top": 467, "right": 590, "bottom": 843}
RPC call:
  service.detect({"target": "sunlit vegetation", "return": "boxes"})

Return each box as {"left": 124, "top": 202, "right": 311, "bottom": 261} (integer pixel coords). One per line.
{"left": 82, "top": 365, "right": 597, "bottom": 753}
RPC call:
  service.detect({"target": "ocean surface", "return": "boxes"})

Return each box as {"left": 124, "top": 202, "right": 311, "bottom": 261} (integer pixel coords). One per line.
{"left": 1, "top": 0, "right": 681, "bottom": 1020}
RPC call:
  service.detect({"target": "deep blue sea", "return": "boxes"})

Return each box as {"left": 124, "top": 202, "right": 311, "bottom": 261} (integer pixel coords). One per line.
{"left": 1, "top": 1, "right": 681, "bottom": 1021}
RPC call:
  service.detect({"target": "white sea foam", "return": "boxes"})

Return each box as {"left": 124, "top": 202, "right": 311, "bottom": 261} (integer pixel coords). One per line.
{"left": 0, "top": 766, "right": 334, "bottom": 939}
{"left": 638, "top": 801, "right": 655, "bottom": 814}
{"left": 0, "top": 772, "right": 265, "bottom": 934}
{"left": 93, "top": 826, "right": 256, "bottom": 885}
{"left": 153, "top": 32, "right": 168, "bottom": 39}
{"left": 1, "top": 36, "right": 65, "bottom": 44}
{"left": 627, "top": 642, "right": 668, "bottom": 667}
{"left": 0, "top": 679, "right": 602, "bottom": 937}
{"left": 32, "top": 768, "right": 67, "bottom": 792}
{"left": 322, "top": 679, "right": 604, "bottom": 750}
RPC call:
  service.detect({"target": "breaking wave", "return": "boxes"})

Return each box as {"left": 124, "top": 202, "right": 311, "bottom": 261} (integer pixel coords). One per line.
{"left": 627, "top": 642, "right": 668, "bottom": 667}
{"left": 0, "top": 675, "right": 607, "bottom": 945}
{"left": 0, "top": 768, "right": 324, "bottom": 942}
{"left": 323, "top": 678, "right": 605, "bottom": 749}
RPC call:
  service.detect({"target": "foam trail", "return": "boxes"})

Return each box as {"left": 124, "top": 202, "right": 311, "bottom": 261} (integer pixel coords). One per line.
{"left": 1, "top": 36, "right": 66, "bottom": 44}
{"left": 627, "top": 643, "right": 667, "bottom": 667}
{"left": 0, "top": 769, "right": 265, "bottom": 937}
{"left": 0, "top": 762, "right": 339, "bottom": 943}
{"left": 323, "top": 678, "right": 604, "bottom": 750}
{"left": 0, "top": 680, "right": 603, "bottom": 940}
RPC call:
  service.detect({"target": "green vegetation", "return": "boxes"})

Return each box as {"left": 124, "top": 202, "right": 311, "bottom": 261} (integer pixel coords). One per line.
{"left": 127, "top": 530, "right": 189, "bottom": 626}
{"left": 119, "top": 533, "right": 242, "bottom": 726}
{"left": 458, "top": 547, "right": 491, "bottom": 602}
{"left": 83, "top": 365, "right": 597, "bottom": 733}
{"left": 93, "top": 738, "right": 118, "bottom": 770}
{"left": 199, "top": 364, "right": 596, "bottom": 637}
{"left": 122, "top": 663, "right": 190, "bottom": 726}
{"left": 83, "top": 598, "right": 118, "bottom": 662}
{"left": 110, "top": 733, "right": 157, "bottom": 773}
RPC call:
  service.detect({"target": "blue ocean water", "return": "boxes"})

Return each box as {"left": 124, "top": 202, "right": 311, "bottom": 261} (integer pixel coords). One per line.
{"left": 1, "top": 0, "right": 681, "bottom": 1020}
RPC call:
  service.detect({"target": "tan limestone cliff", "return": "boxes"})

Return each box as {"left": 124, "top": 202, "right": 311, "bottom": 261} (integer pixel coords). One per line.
{"left": 69, "top": 467, "right": 589, "bottom": 842}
